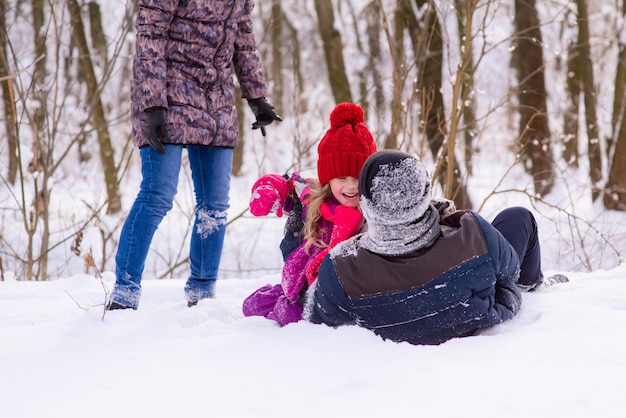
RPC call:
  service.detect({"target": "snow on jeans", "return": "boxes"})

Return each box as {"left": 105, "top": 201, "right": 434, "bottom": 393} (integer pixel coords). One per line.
{"left": 111, "top": 144, "right": 232, "bottom": 308}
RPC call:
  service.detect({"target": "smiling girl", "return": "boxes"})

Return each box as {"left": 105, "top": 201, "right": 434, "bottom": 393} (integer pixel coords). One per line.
{"left": 243, "top": 103, "right": 377, "bottom": 326}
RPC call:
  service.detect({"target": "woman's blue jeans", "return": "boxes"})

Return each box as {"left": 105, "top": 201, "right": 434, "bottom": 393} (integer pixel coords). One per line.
{"left": 110, "top": 144, "right": 232, "bottom": 308}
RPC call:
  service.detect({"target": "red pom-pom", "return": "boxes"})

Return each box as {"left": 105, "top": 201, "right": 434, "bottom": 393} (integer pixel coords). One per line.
{"left": 329, "top": 103, "right": 365, "bottom": 128}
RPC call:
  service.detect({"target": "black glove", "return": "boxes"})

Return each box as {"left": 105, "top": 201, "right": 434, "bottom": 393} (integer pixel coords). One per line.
{"left": 431, "top": 198, "right": 457, "bottom": 219}
{"left": 247, "top": 97, "right": 282, "bottom": 136}
{"left": 142, "top": 107, "right": 170, "bottom": 153}
{"left": 284, "top": 197, "right": 304, "bottom": 238}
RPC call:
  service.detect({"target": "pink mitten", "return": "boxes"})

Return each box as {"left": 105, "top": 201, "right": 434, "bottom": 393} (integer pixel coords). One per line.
{"left": 249, "top": 174, "right": 290, "bottom": 217}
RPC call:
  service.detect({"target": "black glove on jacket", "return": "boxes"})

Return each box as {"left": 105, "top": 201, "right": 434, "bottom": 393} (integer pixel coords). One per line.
{"left": 142, "top": 107, "right": 170, "bottom": 153}
{"left": 247, "top": 97, "right": 282, "bottom": 136}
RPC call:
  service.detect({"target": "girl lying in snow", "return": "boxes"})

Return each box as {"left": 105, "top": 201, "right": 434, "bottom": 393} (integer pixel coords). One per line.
{"left": 242, "top": 103, "right": 377, "bottom": 325}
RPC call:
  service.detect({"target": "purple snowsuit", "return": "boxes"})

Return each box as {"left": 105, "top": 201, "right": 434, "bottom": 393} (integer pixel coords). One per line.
{"left": 242, "top": 200, "right": 336, "bottom": 326}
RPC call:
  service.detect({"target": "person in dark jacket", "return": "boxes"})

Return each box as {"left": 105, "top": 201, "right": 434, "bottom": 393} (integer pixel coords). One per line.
{"left": 108, "top": 0, "right": 281, "bottom": 310}
{"left": 306, "top": 150, "right": 553, "bottom": 345}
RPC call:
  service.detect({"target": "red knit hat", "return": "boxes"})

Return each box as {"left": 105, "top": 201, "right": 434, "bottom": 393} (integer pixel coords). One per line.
{"left": 317, "top": 103, "right": 377, "bottom": 185}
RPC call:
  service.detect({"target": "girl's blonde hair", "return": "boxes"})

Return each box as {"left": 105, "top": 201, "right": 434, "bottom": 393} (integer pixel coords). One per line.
{"left": 303, "top": 181, "right": 333, "bottom": 252}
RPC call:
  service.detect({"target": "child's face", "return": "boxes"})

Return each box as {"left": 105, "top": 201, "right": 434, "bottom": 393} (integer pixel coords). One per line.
{"left": 329, "top": 176, "right": 359, "bottom": 207}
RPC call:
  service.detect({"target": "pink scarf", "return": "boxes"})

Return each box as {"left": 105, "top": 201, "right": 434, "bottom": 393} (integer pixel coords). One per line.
{"left": 305, "top": 203, "right": 363, "bottom": 284}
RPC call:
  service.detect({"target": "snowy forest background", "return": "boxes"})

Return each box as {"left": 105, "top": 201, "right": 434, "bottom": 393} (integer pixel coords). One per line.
{"left": 1, "top": 0, "right": 626, "bottom": 284}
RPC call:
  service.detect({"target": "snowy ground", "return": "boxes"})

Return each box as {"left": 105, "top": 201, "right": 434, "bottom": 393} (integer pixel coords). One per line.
{"left": 2, "top": 264, "right": 625, "bottom": 418}
{"left": 3, "top": 2, "right": 626, "bottom": 416}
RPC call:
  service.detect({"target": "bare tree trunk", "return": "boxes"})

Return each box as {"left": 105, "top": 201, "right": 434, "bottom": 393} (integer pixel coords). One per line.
{"left": 365, "top": 1, "right": 385, "bottom": 132}
{"left": 382, "top": 0, "right": 406, "bottom": 150}
{"left": 604, "top": 0, "right": 626, "bottom": 211}
{"left": 270, "top": 0, "right": 283, "bottom": 111}
{"left": 283, "top": 14, "right": 306, "bottom": 113}
{"left": 31, "top": 0, "right": 49, "bottom": 280}
{"left": 32, "top": 0, "right": 46, "bottom": 137}
{"left": 411, "top": 0, "right": 472, "bottom": 209}
{"left": 410, "top": 0, "right": 444, "bottom": 157}
{"left": 454, "top": 0, "right": 477, "bottom": 176}
{"left": 0, "top": 0, "right": 18, "bottom": 184}
{"left": 563, "top": 30, "right": 581, "bottom": 168}
{"left": 610, "top": 0, "right": 626, "bottom": 164}
{"left": 87, "top": 1, "right": 108, "bottom": 64}
{"left": 575, "top": 0, "right": 602, "bottom": 201}
{"left": 0, "top": 78, "right": 17, "bottom": 183}
{"left": 514, "top": 0, "right": 554, "bottom": 197}
{"left": 314, "top": 0, "right": 352, "bottom": 104}
{"left": 348, "top": 3, "right": 369, "bottom": 116}
{"left": 68, "top": 0, "right": 121, "bottom": 214}
{"left": 605, "top": 128, "right": 626, "bottom": 211}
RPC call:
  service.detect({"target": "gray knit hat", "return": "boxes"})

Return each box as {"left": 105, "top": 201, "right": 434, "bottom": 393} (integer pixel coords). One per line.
{"left": 358, "top": 150, "right": 439, "bottom": 255}
{"left": 359, "top": 150, "right": 431, "bottom": 224}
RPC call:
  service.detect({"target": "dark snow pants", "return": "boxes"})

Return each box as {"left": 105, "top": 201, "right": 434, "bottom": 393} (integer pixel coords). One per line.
{"left": 491, "top": 207, "right": 543, "bottom": 291}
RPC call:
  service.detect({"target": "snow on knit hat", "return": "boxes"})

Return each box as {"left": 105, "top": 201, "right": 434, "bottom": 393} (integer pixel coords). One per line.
{"left": 358, "top": 150, "right": 440, "bottom": 255}
{"left": 317, "top": 103, "right": 377, "bottom": 185}
{"left": 358, "top": 150, "right": 431, "bottom": 223}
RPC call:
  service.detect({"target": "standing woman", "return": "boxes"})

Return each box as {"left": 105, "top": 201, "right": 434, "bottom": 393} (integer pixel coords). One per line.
{"left": 108, "top": 0, "right": 281, "bottom": 310}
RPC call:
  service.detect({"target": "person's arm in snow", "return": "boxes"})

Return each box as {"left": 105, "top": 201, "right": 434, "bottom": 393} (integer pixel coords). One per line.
{"left": 307, "top": 256, "right": 356, "bottom": 326}
{"left": 279, "top": 174, "right": 310, "bottom": 260}
{"left": 493, "top": 233, "right": 522, "bottom": 320}
{"left": 475, "top": 214, "right": 522, "bottom": 321}
{"left": 279, "top": 198, "right": 304, "bottom": 261}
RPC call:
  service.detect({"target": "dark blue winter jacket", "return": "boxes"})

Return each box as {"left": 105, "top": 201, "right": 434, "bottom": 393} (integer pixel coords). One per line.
{"left": 307, "top": 210, "right": 522, "bottom": 345}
